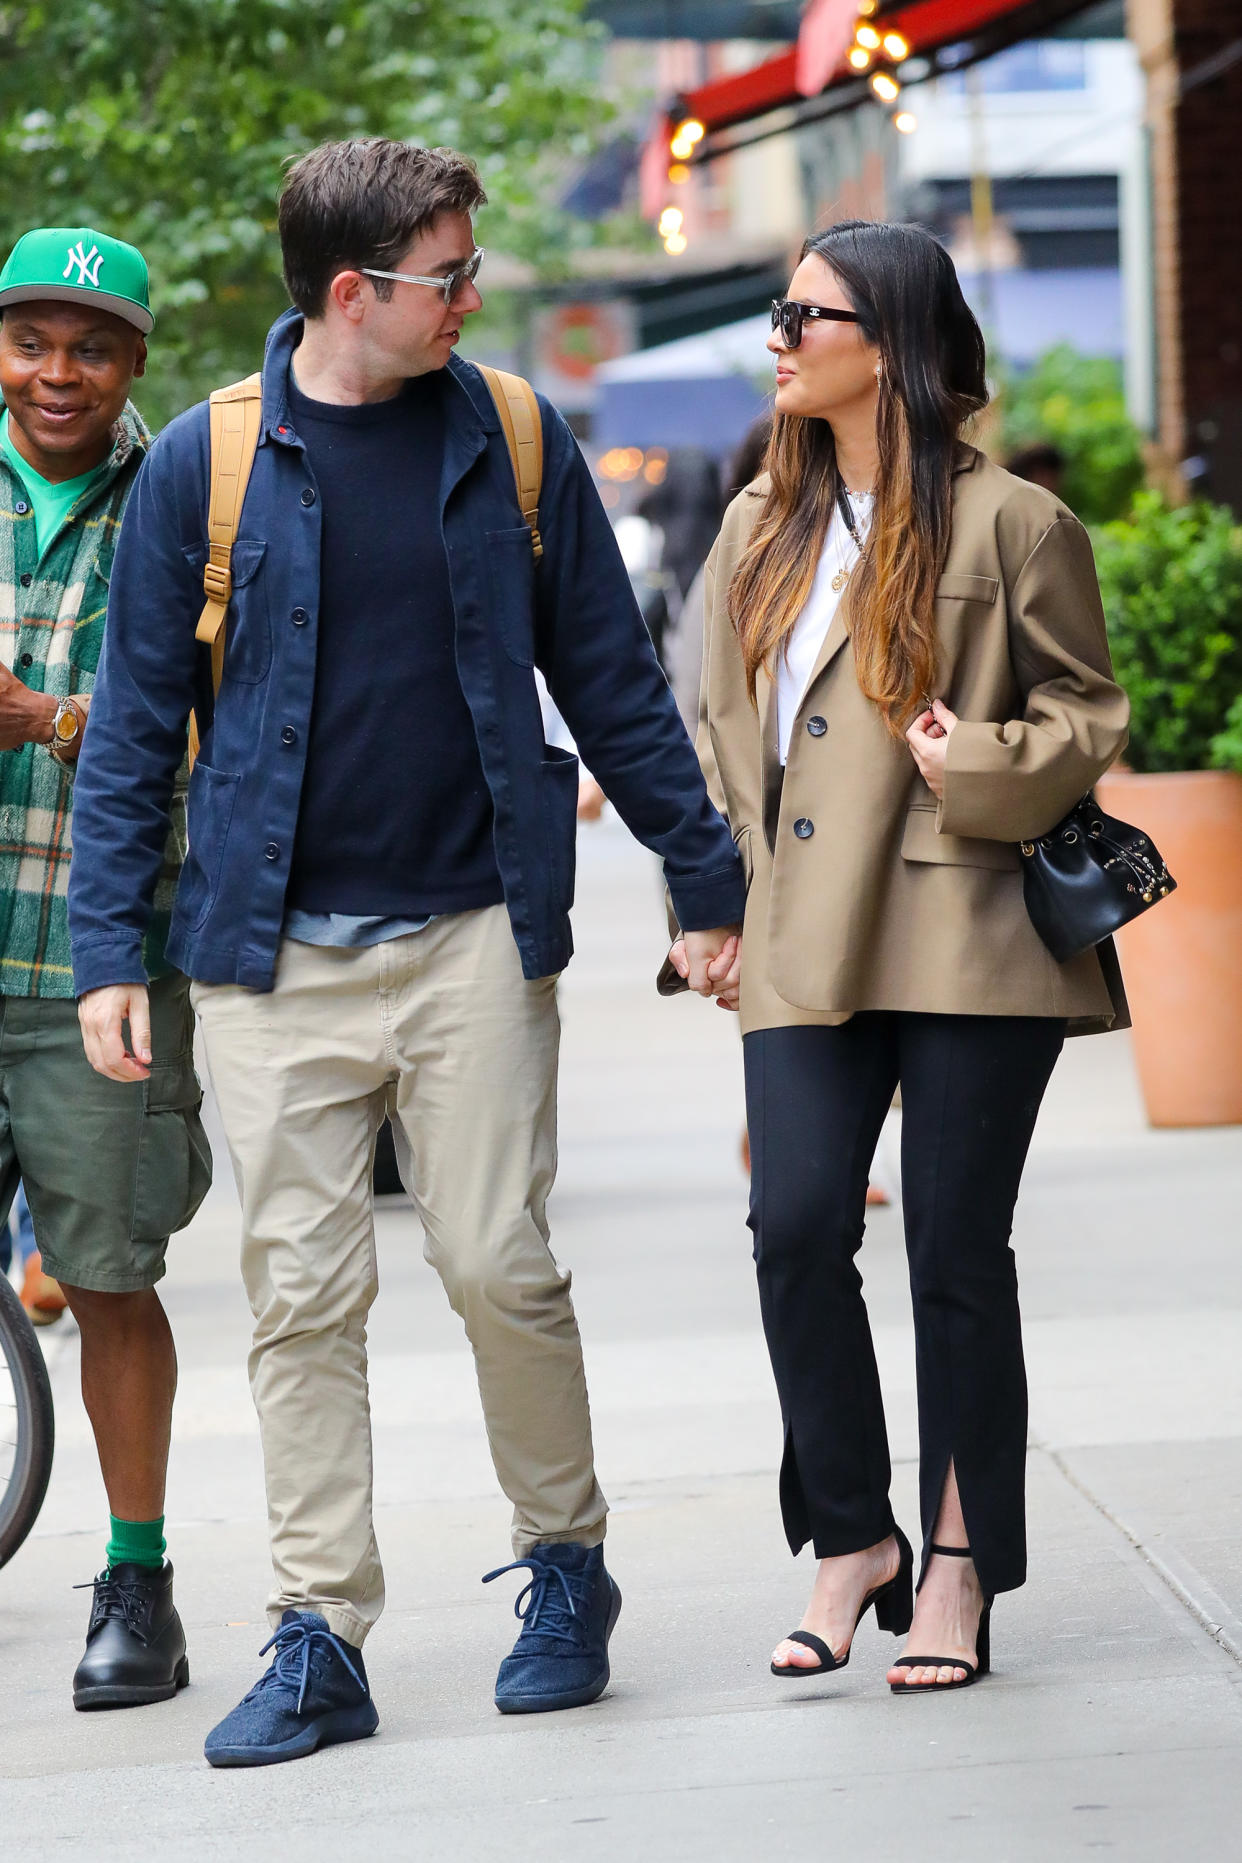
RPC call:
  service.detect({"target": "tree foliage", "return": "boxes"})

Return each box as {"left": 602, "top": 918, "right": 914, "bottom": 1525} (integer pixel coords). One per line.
{"left": 0, "top": 1, "right": 606, "bottom": 425}
{"left": 1094, "top": 491, "right": 1242, "bottom": 773}
{"left": 995, "top": 343, "right": 1146, "bottom": 527}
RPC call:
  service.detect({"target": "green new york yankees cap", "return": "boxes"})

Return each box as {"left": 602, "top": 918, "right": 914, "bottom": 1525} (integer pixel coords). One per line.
{"left": 0, "top": 226, "right": 154, "bottom": 334}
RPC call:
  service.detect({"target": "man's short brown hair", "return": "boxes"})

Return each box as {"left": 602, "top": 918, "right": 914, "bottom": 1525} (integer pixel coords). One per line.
{"left": 278, "top": 138, "right": 487, "bottom": 317}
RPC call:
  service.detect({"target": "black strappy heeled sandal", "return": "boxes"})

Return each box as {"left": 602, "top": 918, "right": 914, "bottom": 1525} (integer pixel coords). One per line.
{"left": 771, "top": 1526, "right": 914, "bottom": 1678}
{"left": 888, "top": 1542, "right": 991, "bottom": 1694}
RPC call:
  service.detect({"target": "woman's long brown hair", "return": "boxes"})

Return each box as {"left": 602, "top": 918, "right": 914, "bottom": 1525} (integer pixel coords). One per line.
{"left": 729, "top": 221, "right": 988, "bottom": 734}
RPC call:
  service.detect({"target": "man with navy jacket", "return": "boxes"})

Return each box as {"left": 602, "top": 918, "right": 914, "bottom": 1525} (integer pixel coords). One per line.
{"left": 69, "top": 139, "right": 743, "bottom": 1767}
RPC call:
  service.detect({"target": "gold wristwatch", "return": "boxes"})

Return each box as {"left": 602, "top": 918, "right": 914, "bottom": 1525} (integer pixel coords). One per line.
{"left": 49, "top": 697, "right": 82, "bottom": 765}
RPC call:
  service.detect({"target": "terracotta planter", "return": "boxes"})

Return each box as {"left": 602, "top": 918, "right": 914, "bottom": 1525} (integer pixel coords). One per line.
{"left": 1096, "top": 768, "right": 1242, "bottom": 1127}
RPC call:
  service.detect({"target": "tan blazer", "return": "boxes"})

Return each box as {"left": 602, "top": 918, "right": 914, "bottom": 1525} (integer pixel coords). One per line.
{"left": 684, "top": 447, "right": 1130, "bottom": 1036}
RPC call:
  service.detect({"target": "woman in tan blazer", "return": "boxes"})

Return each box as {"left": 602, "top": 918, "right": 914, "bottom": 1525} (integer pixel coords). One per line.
{"left": 669, "top": 221, "right": 1129, "bottom": 1693}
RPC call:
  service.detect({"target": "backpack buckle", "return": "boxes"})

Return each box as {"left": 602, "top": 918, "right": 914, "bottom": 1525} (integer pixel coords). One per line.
{"left": 202, "top": 560, "right": 232, "bottom": 603}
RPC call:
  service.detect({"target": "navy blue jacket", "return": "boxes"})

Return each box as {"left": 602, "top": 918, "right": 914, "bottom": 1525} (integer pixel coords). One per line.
{"left": 68, "top": 311, "right": 744, "bottom": 994}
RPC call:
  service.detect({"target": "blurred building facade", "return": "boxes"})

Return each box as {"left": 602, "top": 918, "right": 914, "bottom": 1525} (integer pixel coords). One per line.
{"left": 532, "top": 2, "right": 1242, "bottom": 509}
{"left": 1127, "top": 0, "right": 1242, "bottom": 507}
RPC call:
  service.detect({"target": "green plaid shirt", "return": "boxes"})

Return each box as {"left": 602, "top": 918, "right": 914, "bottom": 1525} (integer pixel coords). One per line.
{"left": 0, "top": 404, "right": 186, "bottom": 998}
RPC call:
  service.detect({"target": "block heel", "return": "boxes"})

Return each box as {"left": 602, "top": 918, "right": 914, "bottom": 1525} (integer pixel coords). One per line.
{"left": 873, "top": 1528, "right": 914, "bottom": 1636}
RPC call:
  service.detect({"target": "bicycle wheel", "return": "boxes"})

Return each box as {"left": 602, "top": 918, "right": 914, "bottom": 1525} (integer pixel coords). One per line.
{"left": 0, "top": 1271, "right": 55, "bottom": 1566}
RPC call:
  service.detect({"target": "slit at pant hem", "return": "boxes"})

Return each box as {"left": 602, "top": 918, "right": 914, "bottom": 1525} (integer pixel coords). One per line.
{"left": 744, "top": 1011, "right": 1065, "bottom": 1597}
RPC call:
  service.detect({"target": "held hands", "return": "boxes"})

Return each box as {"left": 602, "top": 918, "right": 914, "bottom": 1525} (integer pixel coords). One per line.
{"left": 78, "top": 983, "right": 153, "bottom": 1083}
{"left": 669, "top": 927, "right": 743, "bottom": 1012}
{"left": 904, "top": 698, "right": 958, "bottom": 800}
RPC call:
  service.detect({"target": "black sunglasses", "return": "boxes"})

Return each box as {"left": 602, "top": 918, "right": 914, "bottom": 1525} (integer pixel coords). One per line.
{"left": 771, "top": 297, "right": 862, "bottom": 349}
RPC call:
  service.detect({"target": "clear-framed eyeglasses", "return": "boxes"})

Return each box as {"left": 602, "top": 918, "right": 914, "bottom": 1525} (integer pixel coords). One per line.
{"left": 360, "top": 247, "right": 485, "bottom": 307}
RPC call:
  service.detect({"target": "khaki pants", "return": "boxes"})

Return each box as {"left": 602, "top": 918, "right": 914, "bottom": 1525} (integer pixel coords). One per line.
{"left": 193, "top": 905, "right": 606, "bottom": 1646}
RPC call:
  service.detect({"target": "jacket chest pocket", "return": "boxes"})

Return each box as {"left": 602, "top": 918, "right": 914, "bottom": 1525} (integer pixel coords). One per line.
{"left": 901, "top": 806, "right": 1019, "bottom": 871}
{"left": 182, "top": 537, "right": 271, "bottom": 683}
{"left": 486, "top": 527, "right": 537, "bottom": 666}
{"left": 935, "top": 573, "right": 999, "bottom": 605}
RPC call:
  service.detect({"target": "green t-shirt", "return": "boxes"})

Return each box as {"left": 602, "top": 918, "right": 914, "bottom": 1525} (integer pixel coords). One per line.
{"left": 1, "top": 411, "right": 116, "bottom": 556}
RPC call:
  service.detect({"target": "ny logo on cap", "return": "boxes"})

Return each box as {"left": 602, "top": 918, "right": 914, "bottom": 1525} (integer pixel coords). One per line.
{"left": 63, "top": 241, "right": 103, "bottom": 288}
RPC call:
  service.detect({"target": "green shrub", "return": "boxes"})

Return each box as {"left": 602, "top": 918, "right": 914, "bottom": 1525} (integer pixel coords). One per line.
{"left": 996, "top": 344, "right": 1146, "bottom": 525}
{"left": 1210, "top": 694, "right": 1242, "bottom": 775}
{"left": 1093, "top": 491, "right": 1242, "bottom": 773}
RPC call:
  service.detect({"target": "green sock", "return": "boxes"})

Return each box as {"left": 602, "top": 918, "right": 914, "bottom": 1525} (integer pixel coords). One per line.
{"left": 106, "top": 1514, "right": 166, "bottom": 1571}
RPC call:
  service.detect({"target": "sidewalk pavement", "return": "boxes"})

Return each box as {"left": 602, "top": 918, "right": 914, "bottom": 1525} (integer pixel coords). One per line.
{"left": 3, "top": 815, "right": 1240, "bottom": 1861}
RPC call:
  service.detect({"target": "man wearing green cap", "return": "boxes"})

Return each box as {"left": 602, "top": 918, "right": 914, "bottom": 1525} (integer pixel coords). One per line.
{"left": 0, "top": 227, "right": 209, "bottom": 1709}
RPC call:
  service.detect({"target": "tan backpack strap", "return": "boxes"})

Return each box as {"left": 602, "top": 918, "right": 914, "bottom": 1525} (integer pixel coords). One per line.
{"left": 195, "top": 372, "right": 264, "bottom": 687}
{"left": 476, "top": 364, "right": 543, "bottom": 560}
{"left": 188, "top": 372, "right": 262, "bottom": 766}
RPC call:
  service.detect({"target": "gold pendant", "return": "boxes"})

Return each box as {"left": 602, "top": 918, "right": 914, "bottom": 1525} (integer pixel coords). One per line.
{"left": 831, "top": 570, "right": 849, "bottom": 591}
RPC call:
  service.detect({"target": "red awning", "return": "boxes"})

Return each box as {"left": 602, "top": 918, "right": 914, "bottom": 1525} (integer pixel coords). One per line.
{"left": 670, "top": 0, "right": 1080, "bottom": 137}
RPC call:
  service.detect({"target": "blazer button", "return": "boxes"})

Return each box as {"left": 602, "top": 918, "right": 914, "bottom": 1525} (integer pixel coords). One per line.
{"left": 806, "top": 715, "right": 827, "bottom": 737}
{"left": 290, "top": 606, "right": 308, "bottom": 626}
{"left": 300, "top": 487, "right": 316, "bottom": 507}
{"left": 793, "top": 817, "right": 814, "bottom": 839}
{"left": 280, "top": 725, "right": 297, "bottom": 745}
{"left": 264, "top": 842, "right": 280, "bottom": 861}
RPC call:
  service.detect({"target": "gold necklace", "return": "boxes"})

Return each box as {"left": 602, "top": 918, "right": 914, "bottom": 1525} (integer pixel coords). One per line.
{"left": 830, "top": 486, "right": 871, "bottom": 591}
{"left": 830, "top": 518, "right": 859, "bottom": 591}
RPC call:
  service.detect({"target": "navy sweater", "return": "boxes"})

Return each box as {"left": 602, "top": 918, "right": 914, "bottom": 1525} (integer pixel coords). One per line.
{"left": 284, "top": 370, "right": 503, "bottom": 917}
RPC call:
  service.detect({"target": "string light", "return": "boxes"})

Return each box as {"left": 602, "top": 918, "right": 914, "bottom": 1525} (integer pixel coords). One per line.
{"left": 852, "top": 4, "right": 916, "bottom": 131}
{"left": 669, "top": 117, "right": 705, "bottom": 161}
{"left": 597, "top": 447, "right": 647, "bottom": 482}
{"left": 655, "top": 10, "right": 921, "bottom": 249}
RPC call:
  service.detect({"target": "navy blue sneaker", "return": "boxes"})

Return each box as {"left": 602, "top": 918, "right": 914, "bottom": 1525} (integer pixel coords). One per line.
{"left": 204, "top": 1610, "right": 379, "bottom": 1768}
{"left": 484, "top": 1541, "right": 621, "bottom": 1714}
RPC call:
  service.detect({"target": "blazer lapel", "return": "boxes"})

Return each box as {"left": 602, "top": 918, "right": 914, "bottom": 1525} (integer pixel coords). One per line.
{"left": 759, "top": 595, "right": 854, "bottom": 852}
{"left": 801, "top": 597, "right": 853, "bottom": 704}
{"left": 758, "top": 668, "right": 782, "bottom": 853}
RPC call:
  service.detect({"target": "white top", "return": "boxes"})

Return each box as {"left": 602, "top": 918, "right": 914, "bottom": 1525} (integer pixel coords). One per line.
{"left": 776, "top": 490, "right": 873, "bottom": 764}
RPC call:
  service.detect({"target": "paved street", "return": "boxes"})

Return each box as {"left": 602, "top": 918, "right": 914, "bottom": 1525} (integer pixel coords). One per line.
{"left": 3, "top": 816, "right": 1241, "bottom": 1860}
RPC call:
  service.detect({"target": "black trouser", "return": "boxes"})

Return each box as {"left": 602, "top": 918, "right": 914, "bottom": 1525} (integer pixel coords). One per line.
{"left": 743, "top": 1012, "right": 1065, "bottom": 1599}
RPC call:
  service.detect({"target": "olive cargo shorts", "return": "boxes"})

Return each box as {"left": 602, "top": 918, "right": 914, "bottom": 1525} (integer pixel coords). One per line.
{"left": 0, "top": 972, "right": 212, "bottom": 1292}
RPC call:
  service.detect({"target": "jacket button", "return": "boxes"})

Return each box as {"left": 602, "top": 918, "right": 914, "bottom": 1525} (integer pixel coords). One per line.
{"left": 264, "top": 842, "right": 280, "bottom": 861}
{"left": 300, "top": 488, "right": 316, "bottom": 507}
{"left": 793, "top": 817, "right": 814, "bottom": 839}
{"left": 19, "top": 572, "right": 31, "bottom": 588}
{"left": 291, "top": 606, "right": 308, "bottom": 626}
{"left": 806, "top": 715, "right": 827, "bottom": 737}
{"left": 19, "top": 652, "right": 32, "bottom": 667}
{"left": 280, "top": 725, "right": 297, "bottom": 745}
{"left": 14, "top": 500, "right": 28, "bottom": 515}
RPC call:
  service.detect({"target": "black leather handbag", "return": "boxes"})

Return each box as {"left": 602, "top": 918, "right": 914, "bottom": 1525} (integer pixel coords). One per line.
{"left": 1019, "top": 793, "right": 1176, "bottom": 963}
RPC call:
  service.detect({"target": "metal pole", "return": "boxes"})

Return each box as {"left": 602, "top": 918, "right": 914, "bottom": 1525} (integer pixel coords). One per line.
{"left": 966, "top": 64, "right": 997, "bottom": 340}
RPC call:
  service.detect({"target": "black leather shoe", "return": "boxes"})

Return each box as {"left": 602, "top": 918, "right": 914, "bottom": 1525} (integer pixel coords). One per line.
{"left": 72, "top": 1560, "right": 189, "bottom": 1710}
